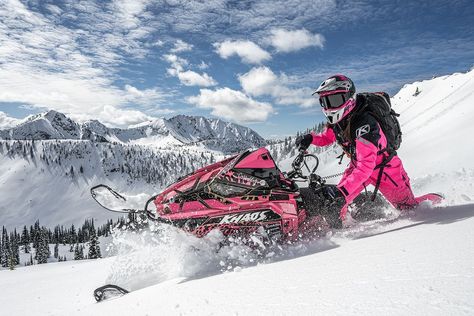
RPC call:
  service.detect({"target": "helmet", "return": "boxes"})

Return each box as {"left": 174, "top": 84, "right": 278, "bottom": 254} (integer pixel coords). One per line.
{"left": 313, "top": 75, "right": 356, "bottom": 124}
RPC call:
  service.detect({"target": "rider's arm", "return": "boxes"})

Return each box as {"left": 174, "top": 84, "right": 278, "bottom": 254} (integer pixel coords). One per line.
{"left": 310, "top": 126, "right": 336, "bottom": 147}
{"left": 337, "top": 116, "right": 383, "bottom": 201}
{"left": 337, "top": 138, "right": 377, "bottom": 199}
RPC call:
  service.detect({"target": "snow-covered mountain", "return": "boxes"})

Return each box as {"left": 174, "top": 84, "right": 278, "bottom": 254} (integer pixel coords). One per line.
{"left": 0, "top": 111, "right": 268, "bottom": 229}
{"left": 0, "top": 111, "right": 265, "bottom": 154}
{"left": 0, "top": 139, "right": 219, "bottom": 228}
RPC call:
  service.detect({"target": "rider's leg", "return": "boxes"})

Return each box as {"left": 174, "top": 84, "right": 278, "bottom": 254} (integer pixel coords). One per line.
{"left": 375, "top": 156, "right": 418, "bottom": 210}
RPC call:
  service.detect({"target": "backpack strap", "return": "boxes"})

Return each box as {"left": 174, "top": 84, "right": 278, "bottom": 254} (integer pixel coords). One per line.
{"left": 371, "top": 150, "right": 396, "bottom": 201}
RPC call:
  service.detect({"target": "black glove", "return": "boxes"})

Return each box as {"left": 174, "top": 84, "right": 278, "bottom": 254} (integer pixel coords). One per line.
{"left": 321, "top": 185, "right": 345, "bottom": 201}
{"left": 295, "top": 134, "right": 313, "bottom": 150}
{"left": 319, "top": 185, "right": 346, "bottom": 229}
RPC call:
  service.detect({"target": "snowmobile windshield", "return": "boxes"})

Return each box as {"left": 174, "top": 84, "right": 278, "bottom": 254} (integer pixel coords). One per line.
{"left": 209, "top": 181, "right": 248, "bottom": 197}
{"left": 214, "top": 150, "right": 249, "bottom": 180}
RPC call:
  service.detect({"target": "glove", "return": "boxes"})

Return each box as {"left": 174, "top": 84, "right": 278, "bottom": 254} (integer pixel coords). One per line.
{"left": 321, "top": 185, "right": 345, "bottom": 201}
{"left": 319, "top": 186, "right": 346, "bottom": 229}
{"left": 295, "top": 134, "right": 313, "bottom": 150}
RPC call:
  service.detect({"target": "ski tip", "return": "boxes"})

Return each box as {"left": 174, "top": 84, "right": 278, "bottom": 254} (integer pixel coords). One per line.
{"left": 94, "top": 284, "right": 129, "bottom": 302}
{"left": 415, "top": 193, "right": 445, "bottom": 205}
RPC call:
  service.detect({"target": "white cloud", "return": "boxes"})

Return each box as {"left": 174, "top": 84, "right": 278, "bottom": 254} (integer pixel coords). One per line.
{"left": 177, "top": 71, "right": 217, "bottom": 87}
{"left": 112, "top": 0, "right": 152, "bottom": 29}
{"left": 188, "top": 88, "right": 274, "bottom": 123}
{"left": 0, "top": 64, "right": 172, "bottom": 127}
{"left": 163, "top": 54, "right": 217, "bottom": 87}
{"left": 239, "top": 67, "right": 318, "bottom": 108}
{"left": 163, "top": 54, "right": 188, "bottom": 73}
{"left": 170, "top": 39, "right": 194, "bottom": 53}
{"left": 124, "top": 85, "right": 168, "bottom": 106}
{"left": 0, "top": 111, "right": 21, "bottom": 129}
{"left": 269, "top": 28, "right": 325, "bottom": 53}
{"left": 239, "top": 66, "right": 278, "bottom": 96}
{"left": 45, "top": 4, "right": 62, "bottom": 15}
{"left": 214, "top": 40, "right": 271, "bottom": 64}
{"left": 198, "top": 61, "right": 209, "bottom": 70}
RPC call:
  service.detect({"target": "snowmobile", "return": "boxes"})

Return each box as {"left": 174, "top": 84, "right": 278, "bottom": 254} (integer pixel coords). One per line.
{"left": 91, "top": 147, "right": 385, "bottom": 245}
{"left": 92, "top": 146, "right": 444, "bottom": 301}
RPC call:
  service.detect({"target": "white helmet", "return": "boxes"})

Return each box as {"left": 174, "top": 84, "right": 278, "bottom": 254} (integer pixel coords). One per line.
{"left": 313, "top": 75, "right": 356, "bottom": 124}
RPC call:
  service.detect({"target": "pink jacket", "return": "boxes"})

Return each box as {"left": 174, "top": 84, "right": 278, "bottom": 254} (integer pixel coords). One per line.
{"left": 310, "top": 123, "right": 388, "bottom": 202}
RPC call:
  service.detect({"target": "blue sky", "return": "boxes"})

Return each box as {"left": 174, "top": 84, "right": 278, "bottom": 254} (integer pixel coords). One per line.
{"left": 0, "top": 0, "right": 473, "bottom": 138}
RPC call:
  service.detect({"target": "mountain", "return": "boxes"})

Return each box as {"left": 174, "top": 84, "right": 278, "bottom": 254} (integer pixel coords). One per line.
{"left": 0, "top": 111, "right": 267, "bottom": 229}
{"left": 0, "top": 111, "right": 266, "bottom": 154}
{"left": 0, "top": 110, "right": 80, "bottom": 140}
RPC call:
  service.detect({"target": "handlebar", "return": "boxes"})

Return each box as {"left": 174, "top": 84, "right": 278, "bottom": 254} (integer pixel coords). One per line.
{"left": 287, "top": 150, "right": 320, "bottom": 181}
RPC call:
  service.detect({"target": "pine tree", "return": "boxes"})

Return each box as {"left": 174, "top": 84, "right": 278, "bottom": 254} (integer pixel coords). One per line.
{"left": 8, "top": 253, "right": 15, "bottom": 270}
{"left": 1, "top": 228, "right": 9, "bottom": 268}
{"left": 35, "top": 229, "right": 49, "bottom": 264}
{"left": 32, "top": 220, "right": 41, "bottom": 249}
{"left": 74, "top": 243, "right": 84, "bottom": 260}
{"left": 69, "top": 224, "right": 76, "bottom": 244}
{"left": 21, "top": 225, "right": 31, "bottom": 253}
{"left": 88, "top": 228, "right": 101, "bottom": 259}
{"left": 54, "top": 242, "right": 59, "bottom": 259}
{"left": 10, "top": 231, "right": 20, "bottom": 265}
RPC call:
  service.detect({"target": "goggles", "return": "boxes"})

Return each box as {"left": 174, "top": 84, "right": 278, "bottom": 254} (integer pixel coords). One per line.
{"left": 319, "top": 91, "right": 352, "bottom": 109}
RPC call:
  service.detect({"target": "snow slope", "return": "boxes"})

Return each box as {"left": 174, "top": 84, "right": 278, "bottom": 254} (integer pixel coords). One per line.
{"left": 0, "top": 205, "right": 472, "bottom": 315}
{"left": 0, "top": 140, "right": 219, "bottom": 228}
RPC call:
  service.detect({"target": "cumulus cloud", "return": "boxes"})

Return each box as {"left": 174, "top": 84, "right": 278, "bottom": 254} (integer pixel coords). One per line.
{"left": 170, "top": 39, "right": 194, "bottom": 53}
{"left": 239, "top": 67, "right": 318, "bottom": 107}
{"left": 214, "top": 40, "right": 271, "bottom": 64}
{"left": 164, "top": 53, "right": 217, "bottom": 87}
{"left": 112, "top": 0, "right": 153, "bottom": 29}
{"left": 269, "top": 28, "right": 325, "bottom": 53}
{"left": 124, "top": 84, "right": 168, "bottom": 106}
{"left": 177, "top": 71, "right": 217, "bottom": 87}
{"left": 0, "top": 112, "right": 22, "bottom": 129}
{"left": 163, "top": 54, "right": 188, "bottom": 73}
{"left": 188, "top": 88, "right": 274, "bottom": 123}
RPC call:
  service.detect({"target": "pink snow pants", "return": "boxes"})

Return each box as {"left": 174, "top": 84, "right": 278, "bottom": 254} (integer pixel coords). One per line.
{"left": 342, "top": 155, "right": 417, "bottom": 212}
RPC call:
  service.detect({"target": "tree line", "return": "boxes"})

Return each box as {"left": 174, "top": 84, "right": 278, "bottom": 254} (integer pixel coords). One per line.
{"left": 0, "top": 140, "right": 216, "bottom": 188}
{"left": 0, "top": 218, "right": 123, "bottom": 270}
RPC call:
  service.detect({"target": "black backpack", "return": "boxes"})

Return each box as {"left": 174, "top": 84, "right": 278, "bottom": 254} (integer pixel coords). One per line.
{"left": 356, "top": 92, "right": 402, "bottom": 153}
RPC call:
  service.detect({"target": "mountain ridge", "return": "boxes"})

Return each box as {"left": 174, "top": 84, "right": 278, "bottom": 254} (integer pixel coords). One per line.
{"left": 0, "top": 111, "right": 266, "bottom": 154}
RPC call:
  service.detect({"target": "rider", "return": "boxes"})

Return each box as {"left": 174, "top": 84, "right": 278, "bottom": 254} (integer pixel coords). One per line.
{"left": 296, "top": 74, "right": 441, "bottom": 228}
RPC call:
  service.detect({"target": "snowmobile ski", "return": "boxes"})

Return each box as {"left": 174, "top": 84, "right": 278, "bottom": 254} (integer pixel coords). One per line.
{"left": 94, "top": 284, "right": 129, "bottom": 302}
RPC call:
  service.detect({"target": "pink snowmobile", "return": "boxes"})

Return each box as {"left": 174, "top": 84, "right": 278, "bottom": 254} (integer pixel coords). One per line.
{"left": 91, "top": 147, "right": 442, "bottom": 301}
{"left": 91, "top": 147, "right": 393, "bottom": 244}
